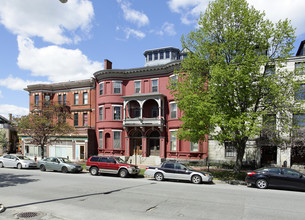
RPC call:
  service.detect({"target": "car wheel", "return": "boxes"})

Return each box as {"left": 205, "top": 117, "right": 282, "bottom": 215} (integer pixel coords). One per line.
{"left": 61, "top": 166, "right": 68, "bottom": 173}
{"left": 191, "top": 175, "right": 202, "bottom": 184}
{"left": 90, "top": 167, "right": 99, "bottom": 176}
{"left": 119, "top": 169, "right": 128, "bottom": 178}
{"left": 0, "top": 162, "right": 3, "bottom": 168}
{"left": 17, "top": 163, "right": 22, "bottom": 169}
{"left": 154, "top": 172, "right": 164, "bottom": 181}
{"left": 40, "top": 165, "right": 46, "bottom": 171}
{"left": 256, "top": 179, "right": 268, "bottom": 189}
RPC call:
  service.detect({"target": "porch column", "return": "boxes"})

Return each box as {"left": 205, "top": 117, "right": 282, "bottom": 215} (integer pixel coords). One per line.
{"left": 125, "top": 136, "right": 130, "bottom": 156}
{"left": 142, "top": 137, "right": 147, "bottom": 157}
{"left": 160, "top": 136, "right": 165, "bottom": 158}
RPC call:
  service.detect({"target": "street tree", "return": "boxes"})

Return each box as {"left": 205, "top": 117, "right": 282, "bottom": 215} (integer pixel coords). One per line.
{"left": 14, "top": 103, "right": 75, "bottom": 159}
{"left": 0, "top": 129, "right": 8, "bottom": 152}
{"left": 170, "top": 0, "right": 304, "bottom": 172}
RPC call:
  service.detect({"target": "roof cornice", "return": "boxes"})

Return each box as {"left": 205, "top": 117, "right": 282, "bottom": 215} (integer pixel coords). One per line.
{"left": 25, "top": 78, "right": 95, "bottom": 92}
{"left": 94, "top": 60, "right": 181, "bottom": 82}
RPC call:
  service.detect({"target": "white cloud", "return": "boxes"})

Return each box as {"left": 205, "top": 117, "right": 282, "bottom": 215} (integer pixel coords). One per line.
{"left": 0, "top": 104, "right": 29, "bottom": 118}
{"left": 0, "top": 75, "right": 49, "bottom": 91}
{"left": 168, "top": 0, "right": 305, "bottom": 36}
{"left": 167, "top": 0, "right": 208, "bottom": 25}
{"left": 0, "top": 90, "right": 3, "bottom": 98}
{"left": 247, "top": 0, "right": 305, "bottom": 36}
{"left": 0, "top": 0, "right": 94, "bottom": 45}
{"left": 117, "top": 0, "right": 149, "bottom": 27}
{"left": 124, "top": 28, "right": 146, "bottom": 39}
{"left": 157, "top": 22, "right": 177, "bottom": 36}
{"left": 17, "top": 36, "right": 103, "bottom": 82}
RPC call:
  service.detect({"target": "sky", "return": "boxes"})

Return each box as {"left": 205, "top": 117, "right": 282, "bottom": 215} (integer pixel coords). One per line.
{"left": 1, "top": 0, "right": 305, "bottom": 120}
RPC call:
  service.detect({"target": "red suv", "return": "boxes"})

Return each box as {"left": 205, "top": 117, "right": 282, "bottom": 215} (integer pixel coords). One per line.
{"left": 86, "top": 156, "right": 140, "bottom": 178}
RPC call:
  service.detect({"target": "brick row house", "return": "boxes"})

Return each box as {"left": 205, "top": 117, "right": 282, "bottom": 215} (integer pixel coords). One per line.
{"left": 94, "top": 47, "right": 208, "bottom": 165}
{"left": 22, "top": 47, "right": 208, "bottom": 164}
{"left": 22, "top": 79, "right": 97, "bottom": 161}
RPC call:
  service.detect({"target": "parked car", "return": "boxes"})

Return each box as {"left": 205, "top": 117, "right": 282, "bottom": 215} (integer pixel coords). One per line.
{"left": 86, "top": 156, "right": 140, "bottom": 178}
{"left": 0, "top": 154, "right": 37, "bottom": 169}
{"left": 246, "top": 167, "right": 305, "bottom": 190}
{"left": 144, "top": 161, "right": 213, "bottom": 184}
{"left": 38, "top": 157, "right": 83, "bottom": 173}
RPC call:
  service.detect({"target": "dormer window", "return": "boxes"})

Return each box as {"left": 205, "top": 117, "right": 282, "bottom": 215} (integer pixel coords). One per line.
{"left": 160, "top": 52, "right": 164, "bottom": 59}
{"left": 154, "top": 53, "right": 158, "bottom": 60}
{"left": 149, "top": 54, "right": 152, "bottom": 61}
{"left": 166, "top": 51, "right": 170, "bottom": 59}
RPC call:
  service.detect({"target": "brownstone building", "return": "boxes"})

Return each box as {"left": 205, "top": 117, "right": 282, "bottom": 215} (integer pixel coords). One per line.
{"left": 22, "top": 79, "right": 97, "bottom": 161}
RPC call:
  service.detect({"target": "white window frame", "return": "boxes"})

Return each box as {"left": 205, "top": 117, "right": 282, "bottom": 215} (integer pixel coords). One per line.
{"left": 170, "top": 130, "right": 177, "bottom": 151}
{"left": 113, "top": 81, "right": 122, "bottom": 94}
{"left": 99, "top": 106, "right": 104, "bottom": 121}
{"left": 98, "top": 130, "right": 103, "bottom": 149}
{"left": 170, "top": 102, "right": 177, "bottom": 119}
{"left": 113, "top": 130, "right": 122, "bottom": 149}
{"left": 83, "top": 92, "right": 88, "bottom": 104}
{"left": 113, "top": 105, "right": 122, "bottom": 120}
{"left": 74, "top": 93, "right": 79, "bottom": 105}
{"left": 135, "top": 80, "right": 141, "bottom": 94}
{"left": 190, "top": 142, "right": 199, "bottom": 152}
{"left": 151, "top": 79, "right": 158, "bottom": 92}
{"left": 170, "top": 74, "right": 178, "bottom": 87}
{"left": 99, "top": 82, "right": 104, "bottom": 95}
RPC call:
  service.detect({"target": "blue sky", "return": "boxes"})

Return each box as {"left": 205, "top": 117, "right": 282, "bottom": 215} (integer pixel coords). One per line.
{"left": 0, "top": 0, "right": 305, "bottom": 120}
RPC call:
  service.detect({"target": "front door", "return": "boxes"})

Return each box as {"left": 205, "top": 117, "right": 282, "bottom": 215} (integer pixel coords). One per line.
{"left": 130, "top": 138, "right": 142, "bottom": 156}
{"left": 149, "top": 139, "right": 160, "bottom": 156}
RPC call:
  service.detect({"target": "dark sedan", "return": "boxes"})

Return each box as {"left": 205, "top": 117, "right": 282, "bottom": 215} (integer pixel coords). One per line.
{"left": 246, "top": 167, "right": 305, "bottom": 190}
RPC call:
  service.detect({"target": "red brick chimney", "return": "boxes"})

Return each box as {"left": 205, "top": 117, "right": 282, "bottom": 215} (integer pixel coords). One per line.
{"left": 104, "top": 59, "right": 112, "bottom": 70}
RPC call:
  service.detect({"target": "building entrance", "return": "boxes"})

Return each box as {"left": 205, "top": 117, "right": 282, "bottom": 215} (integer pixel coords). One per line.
{"left": 149, "top": 130, "right": 160, "bottom": 156}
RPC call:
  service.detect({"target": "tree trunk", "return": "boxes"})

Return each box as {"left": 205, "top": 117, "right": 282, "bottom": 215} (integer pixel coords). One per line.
{"left": 40, "top": 145, "right": 45, "bottom": 159}
{"left": 234, "top": 138, "right": 247, "bottom": 173}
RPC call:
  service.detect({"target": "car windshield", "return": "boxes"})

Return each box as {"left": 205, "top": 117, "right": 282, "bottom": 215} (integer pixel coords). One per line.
{"left": 17, "top": 155, "right": 31, "bottom": 160}
{"left": 116, "top": 158, "right": 125, "bottom": 163}
{"left": 59, "top": 158, "right": 72, "bottom": 163}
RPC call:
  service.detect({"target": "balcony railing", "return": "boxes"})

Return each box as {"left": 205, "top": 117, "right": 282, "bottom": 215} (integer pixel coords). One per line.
{"left": 123, "top": 117, "right": 165, "bottom": 128}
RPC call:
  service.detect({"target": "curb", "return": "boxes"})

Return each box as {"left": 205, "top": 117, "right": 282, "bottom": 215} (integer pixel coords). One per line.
{"left": 0, "top": 204, "right": 6, "bottom": 213}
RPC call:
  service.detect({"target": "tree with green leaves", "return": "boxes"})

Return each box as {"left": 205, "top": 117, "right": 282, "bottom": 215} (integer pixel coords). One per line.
{"left": 14, "top": 103, "right": 75, "bottom": 159}
{"left": 0, "top": 129, "right": 8, "bottom": 153}
{"left": 170, "top": 0, "right": 304, "bottom": 172}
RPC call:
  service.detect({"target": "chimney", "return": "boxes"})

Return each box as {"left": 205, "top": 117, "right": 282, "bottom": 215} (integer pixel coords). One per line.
{"left": 104, "top": 59, "right": 112, "bottom": 70}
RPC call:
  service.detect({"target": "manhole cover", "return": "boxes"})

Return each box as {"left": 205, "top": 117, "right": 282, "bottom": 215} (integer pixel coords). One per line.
{"left": 16, "top": 212, "right": 41, "bottom": 219}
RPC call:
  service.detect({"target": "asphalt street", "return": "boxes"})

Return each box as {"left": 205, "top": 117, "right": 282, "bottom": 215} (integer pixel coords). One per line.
{"left": 1, "top": 168, "right": 305, "bottom": 220}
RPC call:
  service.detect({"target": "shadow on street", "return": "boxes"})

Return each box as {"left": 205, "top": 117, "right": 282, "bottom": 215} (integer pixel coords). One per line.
{"left": 0, "top": 173, "right": 39, "bottom": 188}
{"left": 6, "top": 182, "right": 157, "bottom": 209}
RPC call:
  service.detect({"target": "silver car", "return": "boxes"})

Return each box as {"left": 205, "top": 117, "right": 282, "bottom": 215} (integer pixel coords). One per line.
{"left": 0, "top": 154, "right": 37, "bottom": 169}
{"left": 38, "top": 157, "right": 83, "bottom": 173}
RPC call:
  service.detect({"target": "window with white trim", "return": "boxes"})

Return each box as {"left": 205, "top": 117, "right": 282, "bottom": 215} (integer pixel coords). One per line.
{"left": 83, "top": 92, "right": 88, "bottom": 104}
{"left": 99, "top": 82, "right": 104, "bottom": 95}
{"left": 113, "top": 81, "right": 121, "bottom": 94}
{"left": 135, "top": 81, "right": 141, "bottom": 94}
{"left": 225, "top": 142, "right": 236, "bottom": 157}
{"left": 152, "top": 79, "right": 158, "bottom": 92}
{"left": 99, "top": 131, "right": 103, "bottom": 149}
{"left": 170, "top": 102, "right": 177, "bottom": 119}
{"left": 113, "top": 106, "right": 121, "bottom": 120}
{"left": 74, "top": 93, "right": 79, "bottom": 105}
{"left": 99, "top": 106, "right": 103, "bottom": 121}
{"left": 170, "top": 131, "right": 177, "bottom": 151}
{"left": 113, "top": 131, "right": 121, "bottom": 149}
{"left": 170, "top": 74, "right": 178, "bottom": 87}
{"left": 190, "top": 142, "right": 199, "bottom": 152}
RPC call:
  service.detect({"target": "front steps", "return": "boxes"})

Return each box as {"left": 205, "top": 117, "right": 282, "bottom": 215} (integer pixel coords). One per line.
{"left": 128, "top": 155, "right": 162, "bottom": 167}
